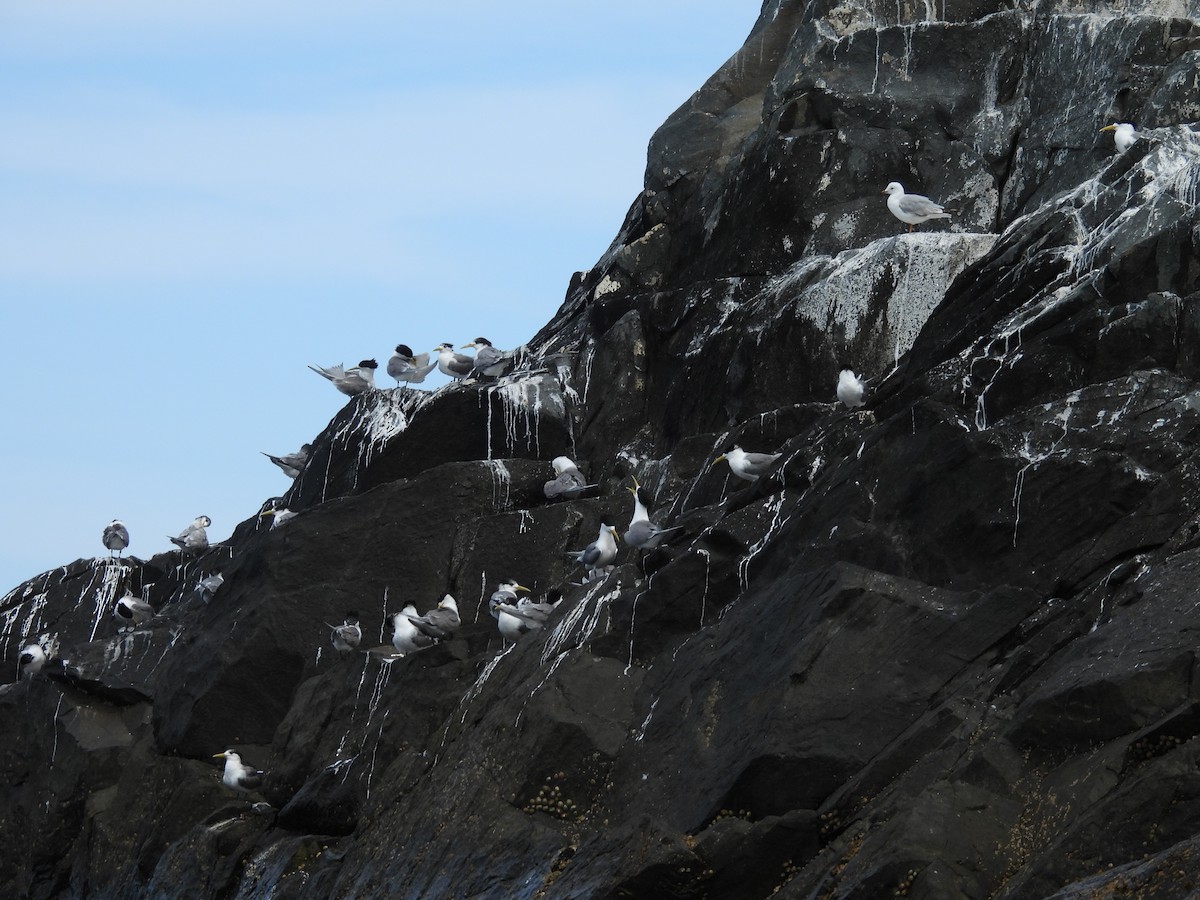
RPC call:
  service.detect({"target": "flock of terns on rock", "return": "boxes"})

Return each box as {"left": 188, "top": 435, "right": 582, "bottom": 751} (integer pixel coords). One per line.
{"left": 20, "top": 122, "right": 1140, "bottom": 791}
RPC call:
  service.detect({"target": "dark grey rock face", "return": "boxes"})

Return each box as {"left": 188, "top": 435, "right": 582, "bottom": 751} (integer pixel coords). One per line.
{"left": 8, "top": 1, "right": 1200, "bottom": 897}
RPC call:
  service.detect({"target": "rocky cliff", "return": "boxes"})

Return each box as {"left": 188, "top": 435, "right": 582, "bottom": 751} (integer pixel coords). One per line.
{"left": 7, "top": 1, "right": 1200, "bottom": 897}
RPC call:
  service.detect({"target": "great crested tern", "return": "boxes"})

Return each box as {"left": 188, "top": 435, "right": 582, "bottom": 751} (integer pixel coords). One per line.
{"left": 308, "top": 359, "right": 378, "bottom": 396}
{"left": 433, "top": 343, "right": 475, "bottom": 380}
{"left": 400, "top": 595, "right": 461, "bottom": 640}
{"left": 543, "top": 456, "right": 597, "bottom": 500}
{"left": 213, "top": 750, "right": 265, "bottom": 793}
{"left": 1100, "top": 122, "right": 1138, "bottom": 153}
{"left": 461, "top": 337, "right": 514, "bottom": 378}
{"left": 18, "top": 643, "right": 47, "bottom": 677}
{"left": 715, "top": 447, "right": 782, "bottom": 483}
{"left": 623, "top": 478, "right": 683, "bottom": 550}
{"left": 391, "top": 604, "right": 436, "bottom": 655}
{"left": 327, "top": 615, "right": 362, "bottom": 652}
{"left": 567, "top": 522, "right": 620, "bottom": 577}
{"left": 261, "top": 444, "right": 311, "bottom": 479}
{"left": 169, "top": 516, "right": 211, "bottom": 553}
{"left": 387, "top": 344, "right": 438, "bottom": 388}
{"left": 102, "top": 520, "right": 130, "bottom": 559}
{"left": 114, "top": 590, "right": 155, "bottom": 631}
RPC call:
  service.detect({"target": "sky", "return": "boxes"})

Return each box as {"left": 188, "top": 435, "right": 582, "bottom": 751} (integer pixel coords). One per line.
{"left": 0, "top": 1, "right": 762, "bottom": 594}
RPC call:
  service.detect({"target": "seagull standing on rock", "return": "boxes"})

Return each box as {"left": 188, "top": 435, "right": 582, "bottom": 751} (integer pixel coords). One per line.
{"left": 837, "top": 369, "right": 866, "bottom": 409}
{"left": 213, "top": 750, "right": 265, "bottom": 793}
{"left": 883, "top": 182, "right": 951, "bottom": 232}
{"left": 169, "top": 516, "right": 211, "bottom": 554}
{"left": 102, "top": 520, "right": 130, "bottom": 559}
{"left": 1100, "top": 122, "right": 1138, "bottom": 153}
{"left": 715, "top": 447, "right": 782, "bottom": 483}
{"left": 387, "top": 344, "right": 438, "bottom": 388}
{"left": 308, "top": 360, "right": 378, "bottom": 396}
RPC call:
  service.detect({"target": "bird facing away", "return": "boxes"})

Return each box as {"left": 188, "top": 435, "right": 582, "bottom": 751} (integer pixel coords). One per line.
{"left": 387, "top": 344, "right": 437, "bottom": 388}
{"left": 567, "top": 523, "right": 620, "bottom": 575}
{"left": 624, "top": 479, "right": 684, "bottom": 550}
{"left": 102, "top": 520, "right": 129, "bottom": 558}
{"left": 308, "top": 360, "right": 378, "bottom": 396}
{"left": 18, "top": 643, "right": 47, "bottom": 677}
{"left": 883, "top": 182, "right": 951, "bottom": 232}
{"left": 391, "top": 604, "right": 436, "bottom": 655}
{"left": 461, "top": 337, "right": 514, "bottom": 378}
{"left": 114, "top": 591, "right": 155, "bottom": 631}
{"left": 1100, "top": 122, "right": 1138, "bottom": 153}
{"left": 328, "top": 615, "right": 362, "bottom": 652}
{"left": 715, "top": 447, "right": 782, "bottom": 483}
{"left": 196, "top": 572, "right": 224, "bottom": 601}
{"left": 213, "top": 750, "right": 265, "bottom": 793}
{"left": 261, "top": 444, "right": 311, "bottom": 479}
{"left": 492, "top": 589, "right": 563, "bottom": 640}
{"left": 400, "top": 595, "right": 461, "bottom": 641}
{"left": 837, "top": 369, "right": 866, "bottom": 409}
{"left": 169, "top": 516, "right": 211, "bottom": 553}
{"left": 543, "top": 456, "right": 597, "bottom": 500}
{"left": 433, "top": 343, "right": 475, "bottom": 380}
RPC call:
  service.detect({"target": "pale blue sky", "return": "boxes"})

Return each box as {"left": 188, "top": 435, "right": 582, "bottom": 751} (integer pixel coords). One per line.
{"left": 0, "top": 2, "right": 761, "bottom": 593}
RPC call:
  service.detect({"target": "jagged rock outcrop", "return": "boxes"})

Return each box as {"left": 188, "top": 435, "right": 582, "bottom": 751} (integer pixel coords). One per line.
{"left": 7, "top": 1, "right": 1200, "bottom": 897}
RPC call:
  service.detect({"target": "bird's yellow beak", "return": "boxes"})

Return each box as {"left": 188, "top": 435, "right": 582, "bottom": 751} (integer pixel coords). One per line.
{"left": 714, "top": 454, "right": 726, "bottom": 464}
{"left": 212, "top": 752, "right": 227, "bottom": 758}
{"left": 1100, "top": 124, "right": 1116, "bottom": 132}
{"left": 610, "top": 526, "right": 620, "bottom": 541}
{"left": 459, "top": 343, "right": 473, "bottom": 349}
{"left": 515, "top": 584, "right": 531, "bottom": 593}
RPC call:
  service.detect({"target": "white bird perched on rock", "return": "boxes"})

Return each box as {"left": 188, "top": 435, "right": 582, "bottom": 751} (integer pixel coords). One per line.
{"left": 488, "top": 581, "right": 532, "bottom": 640}
{"left": 308, "top": 359, "right": 378, "bottom": 396}
{"left": 327, "top": 615, "right": 362, "bottom": 652}
{"left": 387, "top": 344, "right": 437, "bottom": 388}
{"left": 883, "top": 182, "right": 951, "bottom": 232}
{"left": 837, "top": 368, "right": 866, "bottom": 409}
{"left": 114, "top": 590, "right": 155, "bottom": 631}
{"left": 543, "top": 456, "right": 597, "bottom": 500}
{"left": 433, "top": 343, "right": 475, "bottom": 380}
{"left": 624, "top": 479, "right": 683, "bottom": 550}
{"left": 102, "top": 520, "right": 129, "bottom": 559}
{"left": 566, "top": 523, "right": 620, "bottom": 577}
{"left": 715, "top": 446, "right": 782, "bottom": 483}
{"left": 261, "top": 444, "right": 311, "bottom": 479}
{"left": 400, "top": 595, "right": 461, "bottom": 641}
{"left": 1100, "top": 122, "right": 1138, "bottom": 153}
{"left": 213, "top": 750, "right": 265, "bottom": 793}
{"left": 461, "top": 337, "right": 514, "bottom": 378}
{"left": 391, "top": 604, "right": 436, "bottom": 655}
{"left": 169, "top": 516, "right": 211, "bottom": 553}
{"left": 18, "top": 643, "right": 47, "bottom": 677}
{"left": 259, "top": 507, "right": 296, "bottom": 529}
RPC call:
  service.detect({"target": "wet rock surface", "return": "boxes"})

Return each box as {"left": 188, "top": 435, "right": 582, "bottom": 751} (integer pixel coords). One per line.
{"left": 8, "top": 1, "right": 1200, "bottom": 896}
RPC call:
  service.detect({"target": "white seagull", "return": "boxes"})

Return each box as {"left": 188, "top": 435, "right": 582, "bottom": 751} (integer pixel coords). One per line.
{"left": 566, "top": 523, "right": 620, "bottom": 577}
{"left": 102, "top": 520, "right": 130, "bottom": 559}
{"left": 883, "top": 182, "right": 951, "bottom": 232}
{"left": 18, "top": 643, "right": 47, "bottom": 677}
{"left": 400, "top": 595, "right": 461, "bottom": 641}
